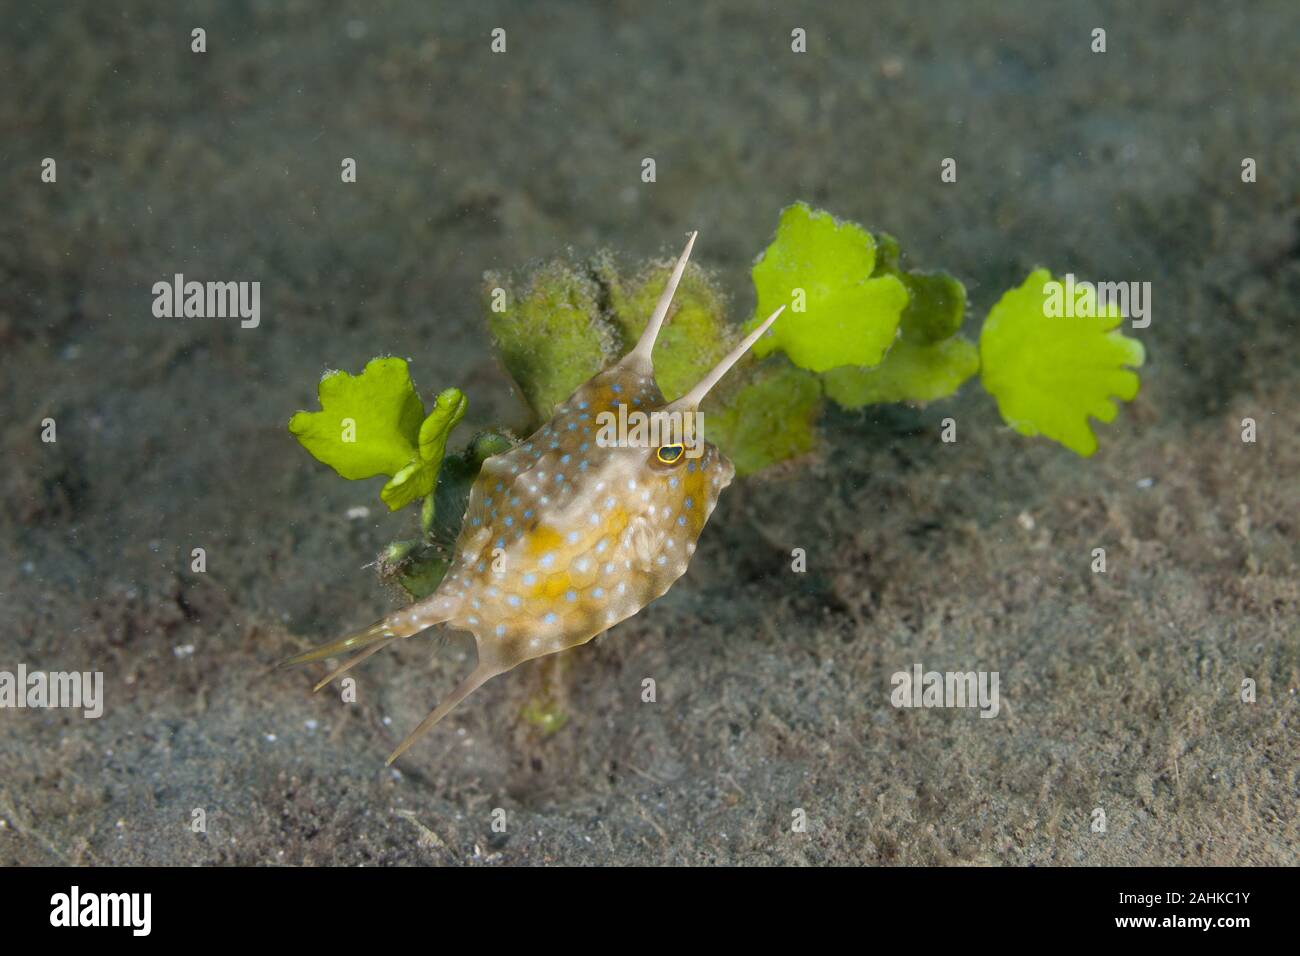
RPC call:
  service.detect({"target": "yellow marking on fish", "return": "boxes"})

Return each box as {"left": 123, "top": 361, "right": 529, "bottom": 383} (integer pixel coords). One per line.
{"left": 541, "top": 574, "right": 571, "bottom": 600}
{"left": 527, "top": 525, "right": 563, "bottom": 556}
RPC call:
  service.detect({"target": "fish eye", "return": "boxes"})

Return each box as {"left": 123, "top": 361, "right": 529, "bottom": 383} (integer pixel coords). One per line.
{"left": 656, "top": 443, "right": 685, "bottom": 464}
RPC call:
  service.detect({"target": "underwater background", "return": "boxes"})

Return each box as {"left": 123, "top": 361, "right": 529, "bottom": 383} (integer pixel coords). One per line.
{"left": 1, "top": 0, "right": 1296, "bottom": 864}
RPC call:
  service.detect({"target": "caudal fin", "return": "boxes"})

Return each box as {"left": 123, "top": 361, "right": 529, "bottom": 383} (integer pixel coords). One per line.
{"left": 279, "top": 618, "right": 398, "bottom": 669}
{"left": 279, "top": 596, "right": 455, "bottom": 691}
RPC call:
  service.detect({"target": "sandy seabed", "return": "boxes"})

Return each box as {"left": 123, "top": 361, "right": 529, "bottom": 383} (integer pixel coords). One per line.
{"left": 0, "top": 1, "right": 1295, "bottom": 865}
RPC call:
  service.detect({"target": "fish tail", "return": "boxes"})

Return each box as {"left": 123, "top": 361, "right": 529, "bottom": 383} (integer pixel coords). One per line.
{"left": 278, "top": 592, "right": 458, "bottom": 690}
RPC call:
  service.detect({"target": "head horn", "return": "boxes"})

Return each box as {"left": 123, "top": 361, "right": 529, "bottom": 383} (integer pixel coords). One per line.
{"left": 622, "top": 230, "right": 697, "bottom": 369}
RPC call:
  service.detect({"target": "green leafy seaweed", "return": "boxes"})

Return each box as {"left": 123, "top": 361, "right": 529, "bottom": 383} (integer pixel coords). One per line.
{"left": 288, "top": 357, "right": 466, "bottom": 511}
{"left": 484, "top": 261, "right": 614, "bottom": 422}
{"left": 823, "top": 264, "right": 977, "bottom": 407}
{"left": 381, "top": 387, "right": 468, "bottom": 511}
{"left": 895, "top": 270, "right": 968, "bottom": 345}
{"left": 823, "top": 336, "right": 979, "bottom": 407}
{"left": 288, "top": 357, "right": 426, "bottom": 480}
{"left": 704, "top": 362, "right": 823, "bottom": 476}
{"left": 749, "top": 202, "right": 908, "bottom": 372}
{"left": 979, "top": 269, "right": 1145, "bottom": 456}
